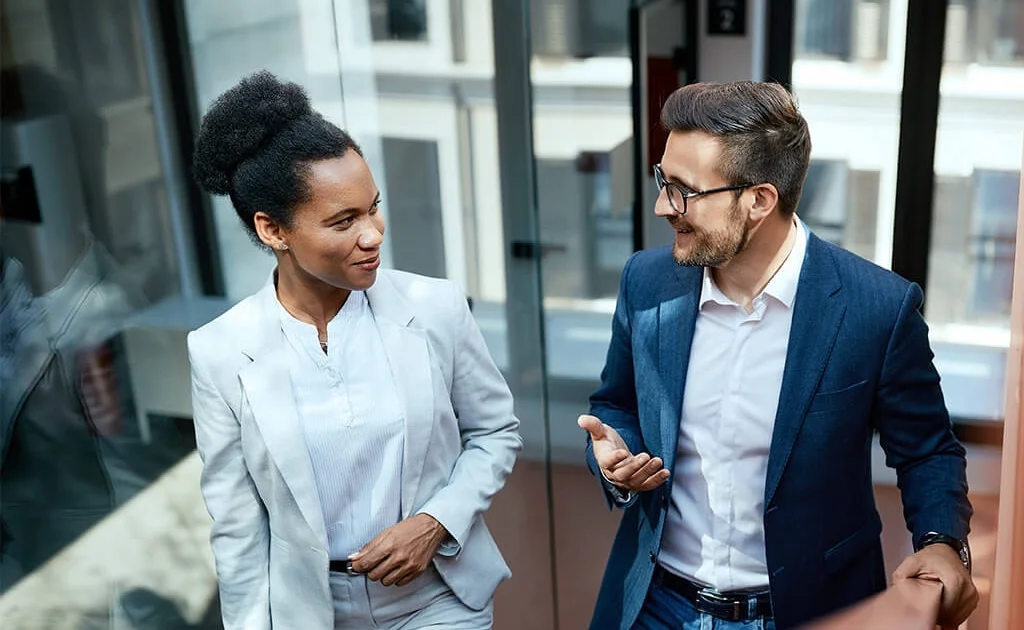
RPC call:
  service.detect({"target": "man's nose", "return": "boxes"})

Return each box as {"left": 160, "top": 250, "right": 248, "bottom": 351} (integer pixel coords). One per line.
{"left": 653, "top": 190, "right": 676, "bottom": 218}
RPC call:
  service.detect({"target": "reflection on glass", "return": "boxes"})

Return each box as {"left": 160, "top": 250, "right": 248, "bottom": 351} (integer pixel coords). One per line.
{"left": 945, "top": 0, "right": 1024, "bottom": 65}
{"left": 370, "top": 0, "right": 428, "bottom": 42}
{"left": 796, "top": 0, "right": 890, "bottom": 62}
{"left": 0, "top": 0, "right": 201, "bottom": 626}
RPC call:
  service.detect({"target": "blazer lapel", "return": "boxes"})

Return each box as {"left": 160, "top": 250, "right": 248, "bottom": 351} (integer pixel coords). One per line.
{"left": 367, "top": 272, "right": 435, "bottom": 518}
{"left": 238, "top": 285, "right": 328, "bottom": 545}
{"left": 656, "top": 266, "right": 701, "bottom": 472}
{"left": 764, "top": 235, "right": 846, "bottom": 507}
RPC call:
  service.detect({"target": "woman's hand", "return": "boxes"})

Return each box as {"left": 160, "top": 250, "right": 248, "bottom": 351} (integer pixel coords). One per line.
{"left": 349, "top": 514, "right": 450, "bottom": 586}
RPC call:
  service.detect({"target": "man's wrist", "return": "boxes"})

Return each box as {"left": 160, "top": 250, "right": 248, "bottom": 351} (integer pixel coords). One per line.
{"left": 917, "top": 531, "right": 971, "bottom": 573}
{"left": 600, "top": 469, "right": 633, "bottom": 503}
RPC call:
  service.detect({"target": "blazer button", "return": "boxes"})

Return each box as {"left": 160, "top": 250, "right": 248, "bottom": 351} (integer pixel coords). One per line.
{"left": 649, "top": 552, "right": 657, "bottom": 563}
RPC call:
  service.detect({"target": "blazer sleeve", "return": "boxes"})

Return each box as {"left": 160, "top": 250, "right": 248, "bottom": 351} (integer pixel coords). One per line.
{"left": 587, "top": 253, "right": 645, "bottom": 509}
{"left": 873, "top": 282, "right": 972, "bottom": 543}
{"left": 415, "top": 284, "right": 522, "bottom": 552}
{"left": 188, "top": 335, "right": 271, "bottom": 630}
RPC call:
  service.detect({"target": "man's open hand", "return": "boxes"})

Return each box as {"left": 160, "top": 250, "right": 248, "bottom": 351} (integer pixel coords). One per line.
{"left": 579, "top": 414, "right": 669, "bottom": 493}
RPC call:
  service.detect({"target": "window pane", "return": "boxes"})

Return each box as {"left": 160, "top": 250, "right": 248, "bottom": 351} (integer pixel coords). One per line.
{"left": 926, "top": 0, "right": 1023, "bottom": 422}
{"left": 791, "top": 0, "right": 906, "bottom": 267}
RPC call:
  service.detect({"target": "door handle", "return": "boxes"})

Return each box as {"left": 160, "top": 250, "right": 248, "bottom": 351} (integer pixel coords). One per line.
{"left": 510, "top": 240, "right": 568, "bottom": 259}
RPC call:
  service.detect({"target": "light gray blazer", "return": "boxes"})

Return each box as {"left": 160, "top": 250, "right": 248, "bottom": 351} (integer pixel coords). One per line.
{"left": 188, "top": 269, "right": 521, "bottom": 630}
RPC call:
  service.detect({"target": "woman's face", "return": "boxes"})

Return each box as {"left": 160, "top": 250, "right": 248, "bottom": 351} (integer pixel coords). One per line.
{"left": 262, "top": 152, "right": 385, "bottom": 292}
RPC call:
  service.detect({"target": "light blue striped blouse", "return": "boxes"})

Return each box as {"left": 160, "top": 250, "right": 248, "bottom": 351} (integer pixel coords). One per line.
{"left": 278, "top": 290, "right": 405, "bottom": 560}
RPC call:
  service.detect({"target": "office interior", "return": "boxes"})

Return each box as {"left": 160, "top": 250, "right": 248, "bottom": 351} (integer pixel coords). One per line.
{"left": 0, "top": 0, "right": 1022, "bottom": 628}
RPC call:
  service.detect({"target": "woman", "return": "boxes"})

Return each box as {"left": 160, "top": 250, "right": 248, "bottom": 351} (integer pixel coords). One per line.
{"left": 188, "top": 71, "right": 521, "bottom": 630}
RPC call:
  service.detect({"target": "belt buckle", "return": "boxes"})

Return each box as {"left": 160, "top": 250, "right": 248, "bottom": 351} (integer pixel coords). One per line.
{"left": 697, "top": 587, "right": 743, "bottom": 621}
{"left": 341, "top": 560, "right": 360, "bottom": 576}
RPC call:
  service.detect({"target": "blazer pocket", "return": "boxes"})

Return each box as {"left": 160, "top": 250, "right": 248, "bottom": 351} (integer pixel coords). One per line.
{"left": 807, "top": 379, "right": 869, "bottom": 415}
{"left": 824, "top": 519, "right": 882, "bottom": 574}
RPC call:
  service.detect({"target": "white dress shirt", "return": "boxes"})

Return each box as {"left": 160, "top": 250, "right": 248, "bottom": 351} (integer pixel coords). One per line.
{"left": 658, "top": 220, "right": 807, "bottom": 592}
{"left": 279, "top": 290, "right": 405, "bottom": 560}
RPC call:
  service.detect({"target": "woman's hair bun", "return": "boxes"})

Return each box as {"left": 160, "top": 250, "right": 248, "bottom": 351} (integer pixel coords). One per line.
{"left": 193, "top": 71, "right": 313, "bottom": 196}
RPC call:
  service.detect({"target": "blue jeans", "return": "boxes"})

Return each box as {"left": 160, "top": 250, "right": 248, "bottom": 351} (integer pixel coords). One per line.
{"left": 633, "top": 579, "right": 776, "bottom": 630}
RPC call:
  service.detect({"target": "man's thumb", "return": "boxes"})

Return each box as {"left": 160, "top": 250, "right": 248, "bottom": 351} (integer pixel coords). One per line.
{"left": 578, "top": 415, "right": 606, "bottom": 440}
{"left": 892, "top": 554, "right": 923, "bottom": 582}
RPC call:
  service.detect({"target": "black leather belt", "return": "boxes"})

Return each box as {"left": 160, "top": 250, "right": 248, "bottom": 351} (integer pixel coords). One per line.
{"left": 329, "top": 559, "right": 360, "bottom": 575}
{"left": 655, "top": 567, "right": 773, "bottom": 621}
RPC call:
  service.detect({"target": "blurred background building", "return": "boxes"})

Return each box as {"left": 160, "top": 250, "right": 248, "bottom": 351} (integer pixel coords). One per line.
{"left": 0, "top": 0, "right": 1020, "bottom": 628}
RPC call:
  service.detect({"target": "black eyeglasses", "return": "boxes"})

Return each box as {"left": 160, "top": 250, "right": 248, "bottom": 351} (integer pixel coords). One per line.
{"left": 653, "top": 164, "right": 756, "bottom": 215}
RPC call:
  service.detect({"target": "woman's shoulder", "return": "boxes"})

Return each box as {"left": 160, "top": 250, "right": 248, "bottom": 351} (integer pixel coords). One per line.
{"left": 377, "top": 269, "right": 462, "bottom": 311}
{"left": 187, "top": 290, "right": 268, "bottom": 370}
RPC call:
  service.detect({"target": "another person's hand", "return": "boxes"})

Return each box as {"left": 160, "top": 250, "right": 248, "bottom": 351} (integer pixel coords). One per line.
{"left": 578, "top": 414, "right": 669, "bottom": 493}
{"left": 350, "top": 514, "right": 449, "bottom": 586}
{"left": 892, "top": 543, "right": 978, "bottom": 628}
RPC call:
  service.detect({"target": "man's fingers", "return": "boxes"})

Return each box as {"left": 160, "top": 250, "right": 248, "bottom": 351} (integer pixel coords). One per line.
{"left": 615, "top": 455, "right": 663, "bottom": 486}
{"left": 605, "top": 453, "right": 653, "bottom": 484}
{"left": 596, "top": 448, "right": 631, "bottom": 473}
{"left": 578, "top": 415, "right": 606, "bottom": 440}
{"left": 604, "top": 454, "right": 669, "bottom": 492}
{"left": 892, "top": 555, "right": 923, "bottom": 581}
{"left": 635, "top": 468, "right": 671, "bottom": 492}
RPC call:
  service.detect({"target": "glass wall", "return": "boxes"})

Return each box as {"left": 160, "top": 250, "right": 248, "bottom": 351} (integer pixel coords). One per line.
{"left": 791, "top": 0, "right": 907, "bottom": 267}
{"left": 927, "top": 0, "right": 1024, "bottom": 423}
{"left": 3, "top": 1, "right": 1019, "bottom": 628}
{"left": 1, "top": 0, "right": 212, "bottom": 627}
{"left": 182, "top": 0, "right": 560, "bottom": 627}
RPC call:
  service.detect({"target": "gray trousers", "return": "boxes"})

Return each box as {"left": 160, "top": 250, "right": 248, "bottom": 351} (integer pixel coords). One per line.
{"left": 330, "top": 566, "right": 493, "bottom": 629}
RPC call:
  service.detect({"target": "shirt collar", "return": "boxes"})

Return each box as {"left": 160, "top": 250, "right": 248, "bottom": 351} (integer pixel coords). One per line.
{"left": 277, "top": 289, "right": 367, "bottom": 334}
{"left": 699, "top": 218, "right": 807, "bottom": 310}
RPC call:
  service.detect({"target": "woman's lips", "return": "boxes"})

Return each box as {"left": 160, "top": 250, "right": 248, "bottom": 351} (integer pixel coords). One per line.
{"left": 354, "top": 256, "right": 380, "bottom": 271}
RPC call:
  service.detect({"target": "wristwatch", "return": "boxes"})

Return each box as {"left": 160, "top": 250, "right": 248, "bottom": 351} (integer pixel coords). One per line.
{"left": 917, "top": 531, "right": 971, "bottom": 573}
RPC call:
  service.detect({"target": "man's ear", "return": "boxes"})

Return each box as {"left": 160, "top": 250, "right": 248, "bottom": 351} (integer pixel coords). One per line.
{"left": 748, "top": 183, "right": 780, "bottom": 222}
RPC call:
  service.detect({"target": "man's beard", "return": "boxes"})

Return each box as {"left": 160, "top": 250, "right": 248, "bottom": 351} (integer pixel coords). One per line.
{"left": 673, "top": 201, "right": 750, "bottom": 267}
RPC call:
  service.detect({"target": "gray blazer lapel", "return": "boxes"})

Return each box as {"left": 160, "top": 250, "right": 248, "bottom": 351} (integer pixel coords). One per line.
{"left": 238, "top": 287, "right": 328, "bottom": 545}
{"left": 367, "top": 272, "right": 435, "bottom": 518}
{"left": 656, "top": 267, "right": 701, "bottom": 472}
{"left": 765, "top": 235, "right": 846, "bottom": 507}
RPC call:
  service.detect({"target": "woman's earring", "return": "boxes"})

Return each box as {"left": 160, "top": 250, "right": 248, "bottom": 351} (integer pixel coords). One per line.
{"left": 278, "top": 243, "right": 288, "bottom": 251}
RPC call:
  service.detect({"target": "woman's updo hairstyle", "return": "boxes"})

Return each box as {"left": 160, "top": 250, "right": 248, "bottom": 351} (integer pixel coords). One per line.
{"left": 192, "top": 70, "right": 362, "bottom": 245}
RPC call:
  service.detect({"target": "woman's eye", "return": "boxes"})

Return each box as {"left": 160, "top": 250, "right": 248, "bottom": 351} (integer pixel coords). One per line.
{"left": 369, "top": 200, "right": 382, "bottom": 214}
{"left": 334, "top": 217, "right": 355, "bottom": 229}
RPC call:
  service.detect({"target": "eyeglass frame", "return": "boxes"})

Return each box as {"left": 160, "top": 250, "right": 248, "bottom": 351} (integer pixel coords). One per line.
{"left": 653, "top": 163, "right": 757, "bottom": 216}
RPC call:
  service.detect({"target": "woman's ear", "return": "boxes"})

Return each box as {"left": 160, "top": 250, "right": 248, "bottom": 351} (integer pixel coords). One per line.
{"left": 253, "top": 211, "right": 287, "bottom": 251}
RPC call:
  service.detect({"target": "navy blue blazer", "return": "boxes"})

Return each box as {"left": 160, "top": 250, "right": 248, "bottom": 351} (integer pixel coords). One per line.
{"left": 585, "top": 231, "right": 972, "bottom": 630}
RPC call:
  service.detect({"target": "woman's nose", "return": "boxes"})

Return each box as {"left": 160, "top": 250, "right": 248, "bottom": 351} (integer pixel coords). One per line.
{"left": 359, "top": 227, "right": 383, "bottom": 248}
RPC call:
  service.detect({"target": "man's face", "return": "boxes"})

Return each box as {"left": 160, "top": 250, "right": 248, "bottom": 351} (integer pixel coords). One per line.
{"left": 655, "top": 130, "right": 751, "bottom": 267}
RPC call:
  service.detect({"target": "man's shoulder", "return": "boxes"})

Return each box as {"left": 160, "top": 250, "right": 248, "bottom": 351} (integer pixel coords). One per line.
{"left": 812, "top": 236, "right": 914, "bottom": 300}
{"left": 626, "top": 246, "right": 701, "bottom": 285}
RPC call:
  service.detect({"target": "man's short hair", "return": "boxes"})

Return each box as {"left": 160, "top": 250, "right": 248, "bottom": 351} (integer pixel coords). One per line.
{"left": 661, "top": 81, "right": 812, "bottom": 216}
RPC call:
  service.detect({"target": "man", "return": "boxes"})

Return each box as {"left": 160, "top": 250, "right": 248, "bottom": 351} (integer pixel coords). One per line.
{"left": 578, "top": 82, "right": 976, "bottom": 630}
